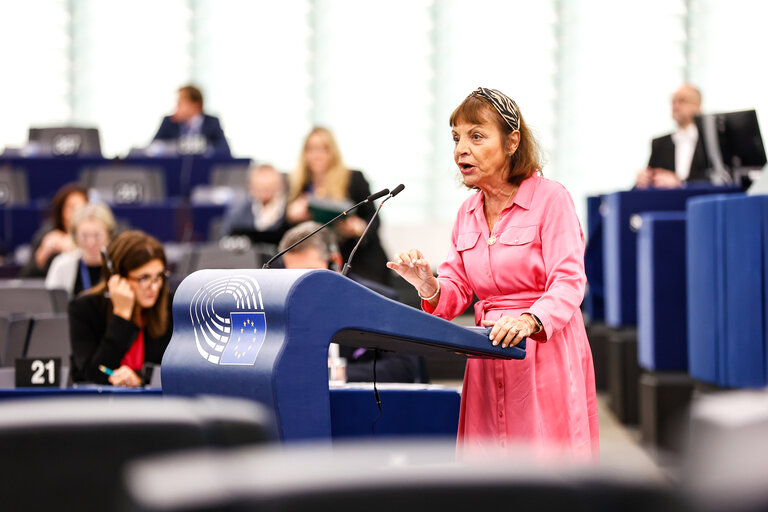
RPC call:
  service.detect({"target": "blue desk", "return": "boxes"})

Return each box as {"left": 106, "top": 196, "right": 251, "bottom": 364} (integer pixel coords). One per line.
{"left": 0, "top": 156, "right": 250, "bottom": 200}
{"left": 0, "top": 385, "right": 461, "bottom": 439}
{"left": 330, "top": 385, "right": 460, "bottom": 439}
{"left": 602, "top": 187, "right": 739, "bottom": 327}
{"left": 2, "top": 202, "right": 226, "bottom": 249}
{"left": 687, "top": 194, "right": 768, "bottom": 387}
{"left": 0, "top": 387, "right": 163, "bottom": 399}
{"left": 0, "top": 203, "right": 47, "bottom": 251}
{"left": 584, "top": 195, "right": 605, "bottom": 323}
{"left": 637, "top": 212, "right": 688, "bottom": 371}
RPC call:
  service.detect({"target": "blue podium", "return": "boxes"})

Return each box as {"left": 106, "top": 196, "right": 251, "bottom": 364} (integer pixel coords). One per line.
{"left": 584, "top": 195, "right": 605, "bottom": 323}
{"left": 602, "top": 187, "right": 740, "bottom": 327}
{"left": 687, "top": 194, "right": 768, "bottom": 387}
{"left": 161, "top": 269, "right": 524, "bottom": 441}
{"left": 637, "top": 211, "right": 688, "bottom": 371}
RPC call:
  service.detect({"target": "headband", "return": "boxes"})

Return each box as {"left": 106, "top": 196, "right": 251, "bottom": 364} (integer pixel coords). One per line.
{"left": 470, "top": 87, "right": 521, "bottom": 131}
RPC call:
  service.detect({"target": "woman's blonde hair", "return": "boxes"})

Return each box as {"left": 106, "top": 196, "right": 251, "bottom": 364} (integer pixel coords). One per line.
{"left": 289, "top": 127, "right": 351, "bottom": 201}
{"left": 69, "top": 203, "right": 116, "bottom": 243}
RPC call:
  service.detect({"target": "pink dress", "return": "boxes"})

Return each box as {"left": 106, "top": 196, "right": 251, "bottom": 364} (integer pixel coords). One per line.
{"left": 424, "top": 175, "right": 599, "bottom": 458}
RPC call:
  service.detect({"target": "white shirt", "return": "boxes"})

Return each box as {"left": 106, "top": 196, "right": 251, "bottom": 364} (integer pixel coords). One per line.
{"left": 186, "top": 113, "right": 204, "bottom": 135}
{"left": 671, "top": 123, "right": 698, "bottom": 181}
{"left": 251, "top": 195, "right": 286, "bottom": 231}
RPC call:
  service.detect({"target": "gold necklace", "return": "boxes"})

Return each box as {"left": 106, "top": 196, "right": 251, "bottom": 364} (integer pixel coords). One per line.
{"left": 487, "top": 187, "right": 516, "bottom": 245}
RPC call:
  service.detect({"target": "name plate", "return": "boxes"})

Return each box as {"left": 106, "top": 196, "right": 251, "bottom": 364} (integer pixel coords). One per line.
{"left": 15, "top": 358, "right": 61, "bottom": 388}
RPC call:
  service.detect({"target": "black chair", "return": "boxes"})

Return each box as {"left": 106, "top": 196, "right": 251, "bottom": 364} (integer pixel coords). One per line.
{"left": 210, "top": 163, "right": 251, "bottom": 188}
{"left": 0, "top": 396, "right": 277, "bottom": 511}
{"left": 80, "top": 166, "right": 166, "bottom": 204}
{"left": 120, "top": 441, "right": 693, "bottom": 512}
{"left": 0, "top": 312, "right": 32, "bottom": 367}
{"left": 28, "top": 126, "right": 102, "bottom": 156}
{"left": 0, "top": 281, "right": 68, "bottom": 314}
{"left": 177, "top": 243, "right": 261, "bottom": 275}
{"left": 0, "top": 168, "right": 29, "bottom": 206}
{"left": 25, "top": 313, "right": 70, "bottom": 362}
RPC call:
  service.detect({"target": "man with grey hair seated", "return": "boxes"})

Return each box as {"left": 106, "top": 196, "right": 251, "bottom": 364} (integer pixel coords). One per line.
{"left": 221, "top": 164, "right": 288, "bottom": 244}
{"left": 278, "top": 221, "right": 427, "bottom": 383}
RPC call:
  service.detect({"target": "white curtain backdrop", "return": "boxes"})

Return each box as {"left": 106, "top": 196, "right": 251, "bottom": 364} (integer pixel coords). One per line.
{"left": 2, "top": 0, "right": 767, "bottom": 259}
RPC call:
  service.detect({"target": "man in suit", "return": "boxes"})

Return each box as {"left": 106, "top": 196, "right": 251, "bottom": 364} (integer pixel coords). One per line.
{"left": 278, "top": 221, "right": 427, "bottom": 383}
{"left": 637, "top": 84, "right": 710, "bottom": 188}
{"left": 152, "top": 85, "right": 231, "bottom": 157}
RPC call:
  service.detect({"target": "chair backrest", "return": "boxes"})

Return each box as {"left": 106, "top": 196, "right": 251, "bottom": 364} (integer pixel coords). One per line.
{"left": 0, "top": 281, "right": 65, "bottom": 314}
{"left": 210, "top": 163, "right": 251, "bottom": 188}
{"left": 0, "top": 168, "right": 29, "bottom": 206}
{"left": 0, "top": 313, "right": 32, "bottom": 367}
{"left": 80, "top": 166, "right": 166, "bottom": 204}
{"left": 27, "top": 127, "right": 102, "bottom": 156}
{"left": 0, "top": 396, "right": 277, "bottom": 511}
{"left": 25, "top": 313, "right": 70, "bottom": 362}
{"left": 189, "top": 244, "right": 261, "bottom": 273}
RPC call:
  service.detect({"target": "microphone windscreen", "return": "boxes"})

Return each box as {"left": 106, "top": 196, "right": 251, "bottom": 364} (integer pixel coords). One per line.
{"left": 390, "top": 183, "right": 405, "bottom": 197}
{"left": 367, "top": 188, "right": 390, "bottom": 201}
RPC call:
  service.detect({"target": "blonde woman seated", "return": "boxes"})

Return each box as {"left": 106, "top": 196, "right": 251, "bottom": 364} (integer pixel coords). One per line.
{"left": 286, "top": 127, "right": 390, "bottom": 284}
{"left": 45, "top": 203, "right": 116, "bottom": 298}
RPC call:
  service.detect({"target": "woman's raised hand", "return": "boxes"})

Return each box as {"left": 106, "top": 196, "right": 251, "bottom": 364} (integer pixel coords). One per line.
{"left": 108, "top": 274, "right": 135, "bottom": 321}
{"left": 387, "top": 249, "right": 439, "bottom": 300}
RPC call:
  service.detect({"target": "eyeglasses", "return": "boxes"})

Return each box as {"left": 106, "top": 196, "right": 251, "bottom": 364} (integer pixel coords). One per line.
{"left": 127, "top": 270, "right": 170, "bottom": 288}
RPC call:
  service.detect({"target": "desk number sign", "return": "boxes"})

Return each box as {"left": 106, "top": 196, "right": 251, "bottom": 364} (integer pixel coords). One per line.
{"left": 15, "top": 358, "right": 61, "bottom": 387}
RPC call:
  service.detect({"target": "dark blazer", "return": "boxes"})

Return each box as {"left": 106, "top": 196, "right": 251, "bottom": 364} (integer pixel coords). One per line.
{"left": 153, "top": 114, "right": 231, "bottom": 156}
{"left": 301, "top": 170, "right": 390, "bottom": 285}
{"left": 221, "top": 199, "right": 288, "bottom": 245}
{"left": 68, "top": 293, "right": 172, "bottom": 384}
{"left": 648, "top": 133, "right": 710, "bottom": 182}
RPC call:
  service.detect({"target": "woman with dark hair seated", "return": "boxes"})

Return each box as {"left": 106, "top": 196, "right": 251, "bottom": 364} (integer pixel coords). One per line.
{"left": 21, "top": 182, "right": 88, "bottom": 277}
{"left": 69, "top": 230, "right": 172, "bottom": 387}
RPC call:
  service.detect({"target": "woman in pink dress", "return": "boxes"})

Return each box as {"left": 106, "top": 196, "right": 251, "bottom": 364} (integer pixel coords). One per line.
{"left": 387, "top": 87, "right": 599, "bottom": 458}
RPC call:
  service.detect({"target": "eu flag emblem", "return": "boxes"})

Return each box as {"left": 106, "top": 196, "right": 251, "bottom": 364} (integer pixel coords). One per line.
{"left": 219, "top": 312, "right": 266, "bottom": 365}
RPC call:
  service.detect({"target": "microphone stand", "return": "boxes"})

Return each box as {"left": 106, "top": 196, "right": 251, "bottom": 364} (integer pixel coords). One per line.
{"left": 262, "top": 188, "right": 389, "bottom": 269}
{"left": 342, "top": 184, "right": 404, "bottom": 277}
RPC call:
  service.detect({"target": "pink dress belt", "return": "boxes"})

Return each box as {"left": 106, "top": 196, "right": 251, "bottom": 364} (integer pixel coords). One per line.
{"left": 474, "top": 296, "right": 538, "bottom": 325}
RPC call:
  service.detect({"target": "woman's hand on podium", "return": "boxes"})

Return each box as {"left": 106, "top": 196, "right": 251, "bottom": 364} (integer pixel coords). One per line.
{"left": 482, "top": 314, "right": 539, "bottom": 348}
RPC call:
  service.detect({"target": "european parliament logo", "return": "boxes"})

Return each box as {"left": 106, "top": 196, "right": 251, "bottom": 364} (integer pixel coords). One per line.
{"left": 219, "top": 312, "right": 266, "bottom": 365}
{"left": 189, "top": 275, "right": 267, "bottom": 366}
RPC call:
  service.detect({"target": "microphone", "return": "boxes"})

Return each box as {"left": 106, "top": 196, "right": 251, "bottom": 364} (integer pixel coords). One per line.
{"left": 366, "top": 188, "right": 390, "bottom": 202}
{"left": 341, "top": 184, "right": 405, "bottom": 277}
{"left": 389, "top": 183, "right": 405, "bottom": 198}
{"left": 262, "top": 188, "right": 390, "bottom": 269}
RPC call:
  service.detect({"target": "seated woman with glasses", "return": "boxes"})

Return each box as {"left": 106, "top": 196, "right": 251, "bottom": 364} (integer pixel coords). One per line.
{"left": 69, "top": 230, "right": 172, "bottom": 387}
{"left": 45, "top": 203, "right": 117, "bottom": 298}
